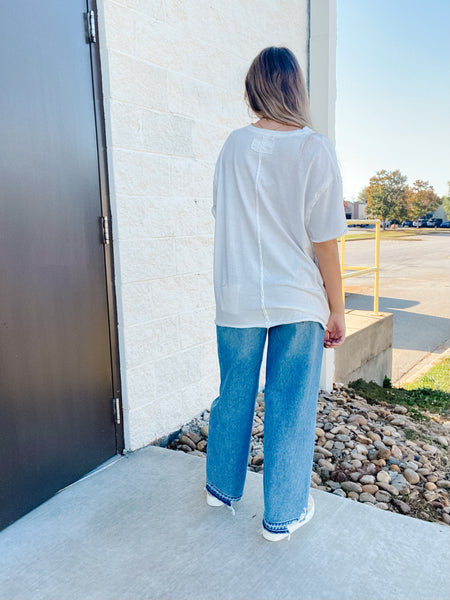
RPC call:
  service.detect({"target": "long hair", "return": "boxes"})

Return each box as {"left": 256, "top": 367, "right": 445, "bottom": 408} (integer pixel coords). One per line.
{"left": 244, "top": 46, "right": 313, "bottom": 130}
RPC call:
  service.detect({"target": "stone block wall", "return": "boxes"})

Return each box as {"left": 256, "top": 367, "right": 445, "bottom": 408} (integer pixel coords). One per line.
{"left": 97, "top": 0, "right": 309, "bottom": 450}
{"left": 335, "top": 310, "right": 393, "bottom": 387}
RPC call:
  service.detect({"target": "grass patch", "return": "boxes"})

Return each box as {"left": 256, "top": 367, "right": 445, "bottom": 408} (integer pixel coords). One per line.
{"left": 403, "top": 428, "right": 434, "bottom": 445}
{"left": 341, "top": 229, "right": 450, "bottom": 242}
{"left": 404, "top": 357, "right": 450, "bottom": 394}
{"left": 341, "top": 231, "right": 417, "bottom": 242}
{"left": 347, "top": 378, "right": 450, "bottom": 421}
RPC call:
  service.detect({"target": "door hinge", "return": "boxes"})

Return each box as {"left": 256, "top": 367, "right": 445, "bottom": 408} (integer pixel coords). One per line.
{"left": 87, "top": 10, "right": 97, "bottom": 43}
{"left": 113, "top": 398, "right": 121, "bottom": 425}
{"left": 102, "top": 215, "right": 111, "bottom": 245}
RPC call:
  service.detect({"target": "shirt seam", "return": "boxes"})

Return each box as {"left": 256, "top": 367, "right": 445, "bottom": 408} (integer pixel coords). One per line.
{"left": 246, "top": 124, "right": 313, "bottom": 136}
{"left": 254, "top": 150, "right": 271, "bottom": 327}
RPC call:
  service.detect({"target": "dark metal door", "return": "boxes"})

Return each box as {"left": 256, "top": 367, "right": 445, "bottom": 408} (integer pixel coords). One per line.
{"left": 0, "top": 1, "right": 122, "bottom": 530}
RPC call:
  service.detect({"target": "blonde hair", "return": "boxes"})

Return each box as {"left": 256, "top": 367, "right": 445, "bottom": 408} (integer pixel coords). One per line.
{"left": 244, "top": 46, "right": 313, "bottom": 130}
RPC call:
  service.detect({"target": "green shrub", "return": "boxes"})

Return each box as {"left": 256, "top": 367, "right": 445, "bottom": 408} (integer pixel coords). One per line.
{"left": 383, "top": 376, "right": 392, "bottom": 388}
{"left": 348, "top": 378, "right": 450, "bottom": 420}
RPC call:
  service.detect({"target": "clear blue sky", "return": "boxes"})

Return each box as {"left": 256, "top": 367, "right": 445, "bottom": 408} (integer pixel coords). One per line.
{"left": 336, "top": 0, "right": 450, "bottom": 202}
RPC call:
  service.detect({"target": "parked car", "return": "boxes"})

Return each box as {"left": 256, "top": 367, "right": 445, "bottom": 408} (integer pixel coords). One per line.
{"left": 414, "top": 218, "right": 428, "bottom": 227}
{"left": 386, "top": 219, "right": 400, "bottom": 228}
{"left": 402, "top": 220, "right": 413, "bottom": 227}
{"left": 427, "top": 218, "right": 443, "bottom": 227}
{"left": 439, "top": 221, "right": 450, "bottom": 228}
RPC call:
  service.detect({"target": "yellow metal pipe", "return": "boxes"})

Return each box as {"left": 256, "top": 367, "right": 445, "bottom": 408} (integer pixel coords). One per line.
{"left": 342, "top": 268, "right": 377, "bottom": 278}
{"left": 338, "top": 219, "right": 381, "bottom": 316}
{"left": 340, "top": 234, "right": 346, "bottom": 302}
{"left": 344, "top": 265, "right": 375, "bottom": 271}
{"left": 373, "top": 221, "right": 381, "bottom": 315}
{"left": 346, "top": 219, "right": 379, "bottom": 225}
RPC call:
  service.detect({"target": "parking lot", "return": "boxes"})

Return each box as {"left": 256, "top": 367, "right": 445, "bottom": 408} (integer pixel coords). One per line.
{"left": 342, "top": 232, "right": 450, "bottom": 382}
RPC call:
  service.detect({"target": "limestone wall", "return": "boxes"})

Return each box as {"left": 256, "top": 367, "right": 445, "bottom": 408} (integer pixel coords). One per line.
{"left": 97, "top": 0, "right": 311, "bottom": 449}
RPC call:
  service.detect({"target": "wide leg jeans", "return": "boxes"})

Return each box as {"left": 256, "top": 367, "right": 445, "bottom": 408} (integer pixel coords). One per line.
{"left": 205, "top": 321, "right": 325, "bottom": 534}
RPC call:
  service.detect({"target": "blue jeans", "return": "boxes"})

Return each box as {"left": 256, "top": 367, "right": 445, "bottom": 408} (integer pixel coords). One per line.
{"left": 205, "top": 321, "right": 325, "bottom": 533}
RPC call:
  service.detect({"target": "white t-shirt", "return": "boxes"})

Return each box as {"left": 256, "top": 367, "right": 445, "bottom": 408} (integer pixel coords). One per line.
{"left": 212, "top": 123, "right": 348, "bottom": 329}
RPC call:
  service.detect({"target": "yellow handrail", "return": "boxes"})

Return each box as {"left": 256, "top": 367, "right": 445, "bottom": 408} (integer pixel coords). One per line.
{"left": 339, "top": 219, "right": 380, "bottom": 315}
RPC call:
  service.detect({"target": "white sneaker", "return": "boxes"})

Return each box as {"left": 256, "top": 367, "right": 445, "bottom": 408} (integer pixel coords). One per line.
{"left": 205, "top": 488, "right": 236, "bottom": 515}
{"left": 206, "top": 490, "right": 226, "bottom": 507}
{"left": 262, "top": 494, "right": 315, "bottom": 542}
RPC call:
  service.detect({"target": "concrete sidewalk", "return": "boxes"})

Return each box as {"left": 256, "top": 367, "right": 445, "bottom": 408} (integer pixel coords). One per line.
{"left": 1, "top": 445, "right": 449, "bottom": 600}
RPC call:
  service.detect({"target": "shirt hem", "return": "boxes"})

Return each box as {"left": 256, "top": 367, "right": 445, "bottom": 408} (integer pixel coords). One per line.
{"left": 214, "top": 316, "right": 326, "bottom": 330}
{"left": 310, "top": 224, "right": 349, "bottom": 243}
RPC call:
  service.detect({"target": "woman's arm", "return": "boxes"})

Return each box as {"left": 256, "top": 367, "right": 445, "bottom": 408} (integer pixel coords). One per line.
{"left": 312, "top": 238, "right": 346, "bottom": 348}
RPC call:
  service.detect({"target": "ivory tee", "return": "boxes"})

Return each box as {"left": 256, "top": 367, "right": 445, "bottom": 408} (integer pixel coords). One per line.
{"left": 211, "top": 123, "right": 348, "bottom": 329}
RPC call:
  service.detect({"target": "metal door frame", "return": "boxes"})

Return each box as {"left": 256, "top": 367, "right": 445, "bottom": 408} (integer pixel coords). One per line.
{"left": 87, "top": 0, "right": 124, "bottom": 452}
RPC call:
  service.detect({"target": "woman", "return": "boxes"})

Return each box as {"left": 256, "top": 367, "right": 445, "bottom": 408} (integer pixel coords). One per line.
{"left": 205, "top": 46, "right": 347, "bottom": 542}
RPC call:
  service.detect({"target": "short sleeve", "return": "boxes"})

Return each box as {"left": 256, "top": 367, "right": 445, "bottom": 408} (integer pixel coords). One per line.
{"left": 304, "top": 135, "right": 348, "bottom": 242}
{"left": 306, "top": 176, "right": 348, "bottom": 242}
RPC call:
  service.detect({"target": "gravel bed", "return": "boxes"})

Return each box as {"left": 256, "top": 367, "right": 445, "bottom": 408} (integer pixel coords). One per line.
{"left": 160, "top": 383, "right": 450, "bottom": 526}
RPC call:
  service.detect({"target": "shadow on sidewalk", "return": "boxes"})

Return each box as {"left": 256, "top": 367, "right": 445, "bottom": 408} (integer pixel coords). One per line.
{"left": 346, "top": 293, "right": 449, "bottom": 352}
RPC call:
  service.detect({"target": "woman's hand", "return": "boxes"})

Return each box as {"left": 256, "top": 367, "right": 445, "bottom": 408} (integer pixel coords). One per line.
{"left": 312, "top": 239, "right": 346, "bottom": 348}
{"left": 324, "top": 311, "right": 346, "bottom": 348}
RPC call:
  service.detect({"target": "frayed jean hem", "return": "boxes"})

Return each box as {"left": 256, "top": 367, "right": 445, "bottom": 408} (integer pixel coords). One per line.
{"left": 262, "top": 509, "right": 308, "bottom": 534}
{"left": 205, "top": 482, "right": 242, "bottom": 506}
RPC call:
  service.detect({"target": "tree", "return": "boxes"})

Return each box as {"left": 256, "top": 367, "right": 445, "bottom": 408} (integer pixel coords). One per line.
{"left": 358, "top": 187, "right": 368, "bottom": 204}
{"left": 441, "top": 181, "right": 450, "bottom": 218}
{"left": 406, "top": 180, "right": 441, "bottom": 223}
{"left": 365, "top": 170, "right": 408, "bottom": 228}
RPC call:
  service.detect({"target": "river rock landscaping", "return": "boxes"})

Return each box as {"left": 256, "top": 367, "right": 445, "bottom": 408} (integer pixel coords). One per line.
{"left": 162, "top": 383, "right": 450, "bottom": 526}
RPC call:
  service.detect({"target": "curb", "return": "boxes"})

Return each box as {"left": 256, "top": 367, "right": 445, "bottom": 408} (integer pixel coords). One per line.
{"left": 394, "top": 341, "right": 450, "bottom": 387}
